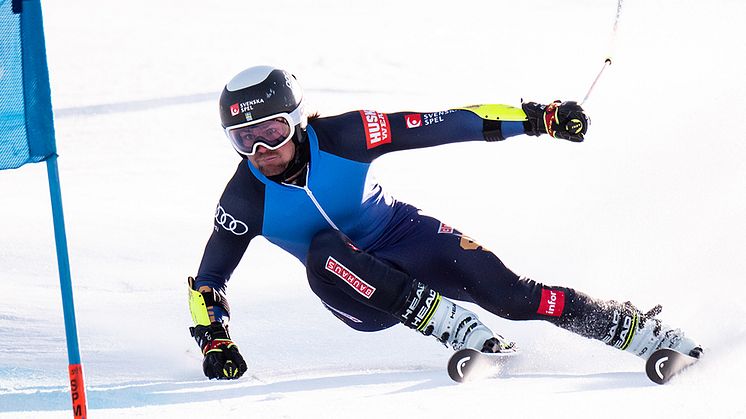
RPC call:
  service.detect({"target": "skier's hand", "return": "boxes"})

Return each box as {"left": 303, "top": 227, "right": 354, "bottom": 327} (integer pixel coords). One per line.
{"left": 190, "top": 322, "right": 248, "bottom": 380}
{"left": 202, "top": 339, "right": 247, "bottom": 380}
{"left": 522, "top": 100, "right": 589, "bottom": 142}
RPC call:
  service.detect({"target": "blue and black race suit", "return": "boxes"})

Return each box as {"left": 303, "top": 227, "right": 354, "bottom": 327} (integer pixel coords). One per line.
{"left": 195, "top": 108, "right": 590, "bottom": 331}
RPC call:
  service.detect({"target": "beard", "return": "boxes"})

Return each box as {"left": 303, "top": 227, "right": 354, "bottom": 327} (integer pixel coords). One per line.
{"left": 254, "top": 155, "right": 289, "bottom": 176}
{"left": 249, "top": 143, "right": 296, "bottom": 178}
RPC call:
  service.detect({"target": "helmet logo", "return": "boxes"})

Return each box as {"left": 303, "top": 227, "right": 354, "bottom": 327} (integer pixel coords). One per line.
{"left": 239, "top": 98, "right": 264, "bottom": 114}
{"left": 230, "top": 103, "right": 240, "bottom": 116}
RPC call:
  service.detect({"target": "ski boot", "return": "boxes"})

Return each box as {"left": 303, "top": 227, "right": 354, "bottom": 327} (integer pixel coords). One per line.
{"left": 396, "top": 281, "right": 515, "bottom": 353}
{"left": 603, "top": 302, "right": 702, "bottom": 360}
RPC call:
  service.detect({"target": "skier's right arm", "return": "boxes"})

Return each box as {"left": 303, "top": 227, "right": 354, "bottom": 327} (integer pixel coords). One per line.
{"left": 188, "top": 276, "right": 248, "bottom": 380}
{"left": 188, "top": 162, "right": 261, "bottom": 379}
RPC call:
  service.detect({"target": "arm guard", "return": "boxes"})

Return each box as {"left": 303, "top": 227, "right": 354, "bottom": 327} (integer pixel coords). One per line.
{"left": 188, "top": 276, "right": 231, "bottom": 326}
{"left": 457, "top": 104, "right": 528, "bottom": 142}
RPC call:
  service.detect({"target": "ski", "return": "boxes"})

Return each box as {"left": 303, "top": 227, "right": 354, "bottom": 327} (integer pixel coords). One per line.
{"left": 645, "top": 348, "right": 699, "bottom": 385}
{"left": 447, "top": 348, "right": 518, "bottom": 383}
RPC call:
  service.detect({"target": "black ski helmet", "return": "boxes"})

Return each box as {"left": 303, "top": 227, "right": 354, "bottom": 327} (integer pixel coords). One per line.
{"left": 219, "top": 66, "right": 306, "bottom": 155}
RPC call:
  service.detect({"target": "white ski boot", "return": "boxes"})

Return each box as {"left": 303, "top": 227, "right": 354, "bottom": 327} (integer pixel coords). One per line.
{"left": 424, "top": 297, "right": 515, "bottom": 352}
{"left": 397, "top": 281, "right": 515, "bottom": 353}
{"left": 606, "top": 303, "right": 702, "bottom": 360}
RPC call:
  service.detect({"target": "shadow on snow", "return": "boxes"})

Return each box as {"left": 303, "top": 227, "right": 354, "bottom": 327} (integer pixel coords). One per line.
{"left": 0, "top": 369, "right": 649, "bottom": 413}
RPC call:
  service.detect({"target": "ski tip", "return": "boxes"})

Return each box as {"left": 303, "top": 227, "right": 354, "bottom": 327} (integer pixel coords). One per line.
{"left": 447, "top": 348, "right": 517, "bottom": 383}
{"left": 447, "top": 348, "right": 481, "bottom": 383}
{"left": 645, "top": 348, "right": 699, "bottom": 385}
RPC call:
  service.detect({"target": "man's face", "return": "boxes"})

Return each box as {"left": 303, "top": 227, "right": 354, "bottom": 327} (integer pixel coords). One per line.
{"left": 247, "top": 140, "right": 296, "bottom": 177}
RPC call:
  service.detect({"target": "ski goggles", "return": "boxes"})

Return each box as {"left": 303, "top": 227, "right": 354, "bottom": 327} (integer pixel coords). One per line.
{"left": 225, "top": 113, "right": 296, "bottom": 156}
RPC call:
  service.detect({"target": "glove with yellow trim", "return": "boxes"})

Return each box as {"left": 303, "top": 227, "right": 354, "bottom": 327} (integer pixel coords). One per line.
{"left": 522, "top": 100, "right": 589, "bottom": 142}
{"left": 187, "top": 277, "right": 246, "bottom": 380}
{"left": 190, "top": 322, "right": 248, "bottom": 380}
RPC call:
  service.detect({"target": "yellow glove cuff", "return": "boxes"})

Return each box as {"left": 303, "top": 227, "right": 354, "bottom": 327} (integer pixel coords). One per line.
{"left": 457, "top": 104, "right": 527, "bottom": 121}
{"left": 188, "top": 277, "right": 211, "bottom": 326}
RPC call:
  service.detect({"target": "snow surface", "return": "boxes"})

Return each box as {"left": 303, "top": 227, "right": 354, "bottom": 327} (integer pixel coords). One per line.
{"left": 1, "top": 0, "right": 745, "bottom": 417}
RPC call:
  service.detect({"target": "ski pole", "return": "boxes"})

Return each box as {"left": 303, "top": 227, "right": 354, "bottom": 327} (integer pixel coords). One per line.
{"left": 580, "top": 0, "right": 624, "bottom": 106}
{"left": 581, "top": 58, "right": 612, "bottom": 106}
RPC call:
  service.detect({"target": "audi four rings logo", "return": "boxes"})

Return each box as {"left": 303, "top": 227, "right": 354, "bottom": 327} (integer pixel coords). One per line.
{"left": 215, "top": 205, "right": 249, "bottom": 235}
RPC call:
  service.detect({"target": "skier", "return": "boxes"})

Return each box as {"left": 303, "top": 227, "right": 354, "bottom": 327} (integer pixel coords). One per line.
{"left": 187, "top": 65, "right": 702, "bottom": 380}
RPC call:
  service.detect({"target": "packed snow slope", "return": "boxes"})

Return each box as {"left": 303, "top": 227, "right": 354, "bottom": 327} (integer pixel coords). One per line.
{"left": 1, "top": 0, "right": 744, "bottom": 417}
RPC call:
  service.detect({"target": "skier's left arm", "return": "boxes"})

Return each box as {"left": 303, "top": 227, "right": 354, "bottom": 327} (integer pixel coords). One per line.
{"left": 375, "top": 101, "right": 589, "bottom": 152}
{"left": 316, "top": 101, "right": 589, "bottom": 162}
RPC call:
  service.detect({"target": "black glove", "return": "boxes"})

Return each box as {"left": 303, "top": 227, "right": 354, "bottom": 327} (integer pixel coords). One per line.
{"left": 522, "top": 100, "right": 589, "bottom": 142}
{"left": 190, "top": 322, "right": 248, "bottom": 380}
